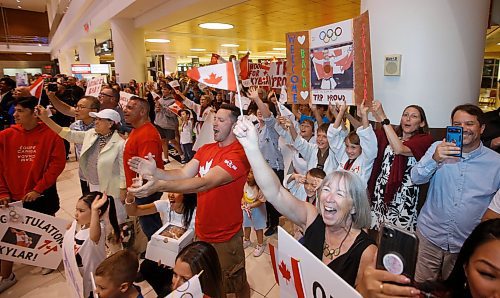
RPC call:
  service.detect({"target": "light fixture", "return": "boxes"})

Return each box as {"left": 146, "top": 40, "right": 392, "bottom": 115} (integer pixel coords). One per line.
{"left": 199, "top": 23, "right": 233, "bottom": 30}
{"left": 238, "top": 50, "right": 251, "bottom": 54}
{"left": 272, "top": 47, "right": 286, "bottom": 51}
{"left": 26, "top": 52, "right": 32, "bottom": 55}
{"left": 265, "top": 52, "right": 285, "bottom": 55}
{"left": 497, "top": 42, "right": 500, "bottom": 45}
{"left": 187, "top": 55, "right": 198, "bottom": 58}
{"left": 17, "top": 5, "right": 22, "bottom": 8}
{"left": 16, "top": 0, "right": 21, "bottom": 2}
{"left": 145, "top": 38, "right": 170, "bottom": 43}
{"left": 190, "top": 48, "right": 206, "bottom": 52}
{"left": 221, "top": 44, "right": 239, "bottom": 47}
{"left": 38, "top": 43, "right": 42, "bottom": 47}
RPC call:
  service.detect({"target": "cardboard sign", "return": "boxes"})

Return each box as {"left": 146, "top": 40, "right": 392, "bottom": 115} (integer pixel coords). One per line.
{"left": 168, "top": 80, "right": 180, "bottom": 88}
{"left": 248, "top": 62, "right": 287, "bottom": 89}
{"left": 85, "top": 77, "right": 104, "bottom": 97}
{"left": 62, "top": 220, "right": 84, "bottom": 298}
{"left": 0, "top": 205, "right": 69, "bottom": 269}
{"left": 119, "top": 91, "right": 134, "bottom": 109}
{"left": 353, "top": 11, "right": 374, "bottom": 106}
{"left": 277, "top": 227, "right": 362, "bottom": 298}
{"left": 286, "top": 31, "right": 310, "bottom": 104}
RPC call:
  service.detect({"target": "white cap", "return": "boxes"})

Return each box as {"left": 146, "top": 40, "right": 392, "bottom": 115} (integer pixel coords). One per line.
{"left": 89, "top": 109, "right": 121, "bottom": 124}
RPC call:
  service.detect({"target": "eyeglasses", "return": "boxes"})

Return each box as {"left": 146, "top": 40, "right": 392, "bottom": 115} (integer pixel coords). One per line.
{"left": 99, "top": 93, "right": 113, "bottom": 98}
{"left": 75, "top": 105, "right": 93, "bottom": 110}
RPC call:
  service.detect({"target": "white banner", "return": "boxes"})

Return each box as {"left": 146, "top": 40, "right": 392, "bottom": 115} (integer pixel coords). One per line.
{"left": 278, "top": 227, "right": 361, "bottom": 298}
{"left": 119, "top": 91, "right": 134, "bottom": 109}
{"left": 62, "top": 220, "right": 84, "bottom": 298}
{"left": 0, "top": 205, "right": 69, "bottom": 269}
{"left": 85, "top": 77, "right": 105, "bottom": 97}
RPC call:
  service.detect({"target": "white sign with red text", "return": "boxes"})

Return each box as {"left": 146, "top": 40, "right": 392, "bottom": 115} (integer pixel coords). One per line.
{"left": 0, "top": 205, "right": 69, "bottom": 269}
{"left": 85, "top": 77, "right": 105, "bottom": 97}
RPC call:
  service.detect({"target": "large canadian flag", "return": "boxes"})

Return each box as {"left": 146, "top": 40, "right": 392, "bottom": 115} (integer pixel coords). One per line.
{"left": 29, "top": 77, "right": 44, "bottom": 99}
{"left": 269, "top": 243, "right": 305, "bottom": 298}
{"left": 187, "top": 63, "right": 237, "bottom": 91}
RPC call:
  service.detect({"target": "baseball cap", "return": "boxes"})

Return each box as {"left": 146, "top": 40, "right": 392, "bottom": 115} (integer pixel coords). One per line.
{"left": 89, "top": 109, "right": 121, "bottom": 124}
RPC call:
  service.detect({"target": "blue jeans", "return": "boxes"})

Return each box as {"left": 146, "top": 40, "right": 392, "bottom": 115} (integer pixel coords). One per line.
{"left": 135, "top": 192, "right": 163, "bottom": 240}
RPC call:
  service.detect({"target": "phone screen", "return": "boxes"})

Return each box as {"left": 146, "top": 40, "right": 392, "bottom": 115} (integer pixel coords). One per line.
{"left": 446, "top": 126, "right": 463, "bottom": 157}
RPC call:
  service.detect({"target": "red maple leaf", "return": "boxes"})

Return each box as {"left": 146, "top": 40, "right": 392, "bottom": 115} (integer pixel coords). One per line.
{"left": 203, "top": 73, "right": 223, "bottom": 85}
{"left": 278, "top": 260, "right": 291, "bottom": 284}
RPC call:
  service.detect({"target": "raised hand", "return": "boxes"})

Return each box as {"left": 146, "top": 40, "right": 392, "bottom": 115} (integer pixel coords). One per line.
{"left": 233, "top": 116, "right": 260, "bottom": 151}
{"left": 128, "top": 152, "right": 158, "bottom": 179}
{"left": 247, "top": 86, "right": 259, "bottom": 100}
{"left": 371, "top": 100, "right": 386, "bottom": 122}
{"left": 35, "top": 105, "right": 51, "bottom": 121}
{"left": 91, "top": 193, "right": 108, "bottom": 211}
{"left": 277, "top": 116, "right": 292, "bottom": 129}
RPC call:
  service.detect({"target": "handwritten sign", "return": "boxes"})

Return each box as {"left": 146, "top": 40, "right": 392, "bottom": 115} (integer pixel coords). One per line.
{"left": 119, "top": 91, "right": 134, "bottom": 109}
{"left": 0, "top": 205, "right": 69, "bottom": 269}
{"left": 85, "top": 77, "right": 104, "bottom": 97}
{"left": 286, "top": 31, "right": 310, "bottom": 104}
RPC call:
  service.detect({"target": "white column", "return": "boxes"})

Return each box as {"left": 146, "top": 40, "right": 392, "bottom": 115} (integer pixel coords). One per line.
{"left": 361, "top": 0, "right": 490, "bottom": 127}
{"left": 110, "top": 18, "right": 146, "bottom": 84}
{"left": 77, "top": 41, "right": 100, "bottom": 65}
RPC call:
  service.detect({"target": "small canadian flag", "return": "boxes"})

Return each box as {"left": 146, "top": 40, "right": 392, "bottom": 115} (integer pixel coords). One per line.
{"left": 187, "top": 63, "right": 237, "bottom": 91}
{"left": 29, "top": 77, "right": 44, "bottom": 99}
{"left": 269, "top": 243, "right": 305, "bottom": 298}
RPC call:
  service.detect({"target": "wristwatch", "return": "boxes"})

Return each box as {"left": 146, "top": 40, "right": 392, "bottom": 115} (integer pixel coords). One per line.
{"left": 381, "top": 118, "right": 390, "bottom": 126}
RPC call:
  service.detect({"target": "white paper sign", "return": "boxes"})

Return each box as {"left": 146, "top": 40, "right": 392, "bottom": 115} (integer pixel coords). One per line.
{"left": 85, "top": 77, "right": 105, "bottom": 97}
{"left": 119, "top": 91, "right": 134, "bottom": 109}
{"left": 0, "top": 205, "right": 69, "bottom": 269}
{"left": 168, "top": 80, "right": 180, "bottom": 88}
{"left": 278, "top": 227, "right": 362, "bottom": 298}
{"left": 62, "top": 220, "right": 84, "bottom": 298}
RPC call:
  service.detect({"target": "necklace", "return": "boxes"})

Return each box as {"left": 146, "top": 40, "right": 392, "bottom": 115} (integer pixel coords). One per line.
{"left": 323, "top": 221, "right": 353, "bottom": 260}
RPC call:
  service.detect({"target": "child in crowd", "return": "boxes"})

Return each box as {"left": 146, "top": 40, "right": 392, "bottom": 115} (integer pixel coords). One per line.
{"left": 94, "top": 250, "right": 143, "bottom": 298}
{"left": 179, "top": 109, "right": 194, "bottom": 163}
{"left": 241, "top": 170, "right": 267, "bottom": 257}
{"left": 303, "top": 168, "right": 326, "bottom": 207}
{"left": 125, "top": 192, "right": 197, "bottom": 297}
{"left": 328, "top": 101, "right": 377, "bottom": 186}
{"left": 71, "top": 192, "right": 120, "bottom": 298}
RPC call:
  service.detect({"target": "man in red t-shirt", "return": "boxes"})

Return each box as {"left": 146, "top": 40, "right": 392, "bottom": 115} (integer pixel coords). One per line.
{"left": 128, "top": 104, "right": 251, "bottom": 297}
{"left": 122, "top": 96, "right": 164, "bottom": 239}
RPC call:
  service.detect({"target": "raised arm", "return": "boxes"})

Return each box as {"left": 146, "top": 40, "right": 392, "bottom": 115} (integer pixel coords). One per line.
{"left": 372, "top": 100, "right": 413, "bottom": 156}
{"left": 46, "top": 90, "right": 76, "bottom": 117}
{"left": 35, "top": 105, "right": 63, "bottom": 134}
{"left": 233, "top": 117, "right": 317, "bottom": 230}
{"left": 248, "top": 87, "right": 271, "bottom": 118}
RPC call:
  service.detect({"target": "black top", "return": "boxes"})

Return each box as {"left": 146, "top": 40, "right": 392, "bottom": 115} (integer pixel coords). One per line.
{"left": 303, "top": 214, "right": 376, "bottom": 287}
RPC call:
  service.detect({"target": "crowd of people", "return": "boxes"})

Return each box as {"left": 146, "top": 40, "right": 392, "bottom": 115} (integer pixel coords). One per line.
{"left": 0, "top": 72, "right": 499, "bottom": 298}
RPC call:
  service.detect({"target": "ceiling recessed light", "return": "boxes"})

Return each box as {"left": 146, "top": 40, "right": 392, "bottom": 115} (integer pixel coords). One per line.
{"left": 199, "top": 23, "right": 233, "bottom": 30}
{"left": 17, "top": 5, "right": 22, "bottom": 8}
{"left": 26, "top": 52, "right": 32, "bottom": 55}
{"left": 38, "top": 43, "right": 42, "bottom": 47}
{"left": 190, "top": 48, "right": 206, "bottom": 52}
{"left": 221, "top": 44, "right": 239, "bottom": 47}
{"left": 238, "top": 50, "right": 251, "bottom": 54}
{"left": 145, "top": 38, "right": 170, "bottom": 43}
{"left": 16, "top": 0, "right": 21, "bottom": 2}
{"left": 497, "top": 42, "right": 500, "bottom": 45}
{"left": 272, "top": 47, "right": 286, "bottom": 51}
{"left": 187, "top": 55, "right": 198, "bottom": 58}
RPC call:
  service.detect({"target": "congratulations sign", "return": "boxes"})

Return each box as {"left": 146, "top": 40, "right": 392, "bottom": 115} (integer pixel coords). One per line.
{"left": 0, "top": 205, "right": 69, "bottom": 269}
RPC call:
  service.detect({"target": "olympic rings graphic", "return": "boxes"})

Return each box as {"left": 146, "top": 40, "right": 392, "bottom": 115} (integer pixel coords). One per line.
{"left": 318, "top": 27, "right": 342, "bottom": 43}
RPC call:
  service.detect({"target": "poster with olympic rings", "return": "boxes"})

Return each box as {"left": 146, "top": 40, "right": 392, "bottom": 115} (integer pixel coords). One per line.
{"left": 310, "top": 19, "right": 355, "bottom": 105}
{"left": 285, "top": 11, "right": 373, "bottom": 106}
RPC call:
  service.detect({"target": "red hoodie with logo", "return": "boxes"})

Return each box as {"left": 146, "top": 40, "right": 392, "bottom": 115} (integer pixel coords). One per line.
{"left": 0, "top": 123, "right": 66, "bottom": 200}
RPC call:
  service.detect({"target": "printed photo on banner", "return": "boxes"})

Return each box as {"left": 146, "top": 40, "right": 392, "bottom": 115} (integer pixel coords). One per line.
{"left": 0, "top": 205, "right": 69, "bottom": 269}
{"left": 310, "top": 19, "right": 354, "bottom": 105}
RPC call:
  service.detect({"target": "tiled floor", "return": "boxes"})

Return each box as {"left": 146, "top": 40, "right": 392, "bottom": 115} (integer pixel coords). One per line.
{"left": 0, "top": 154, "right": 280, "bottom": 297}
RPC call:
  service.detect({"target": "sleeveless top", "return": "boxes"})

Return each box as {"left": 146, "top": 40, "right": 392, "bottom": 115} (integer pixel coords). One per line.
{"left": 303, "top": 214, "right": 376, "bottom": 287}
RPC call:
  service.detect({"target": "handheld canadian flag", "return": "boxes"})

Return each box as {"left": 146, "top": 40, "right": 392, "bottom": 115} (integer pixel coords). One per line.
{"left": 269, "top": 243, "right": 305, "bottom": 298}
{"left": 29, "top": 77, "right": 44, "bottom": 102}
{"left": 167, "top": 100, "right": 185, "bottom": 116}
{"left": 166, "top": 271, "right": 204, "bottom": 298}
{"left": 187, "top": 63, "right": 237, "bottom": 91}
